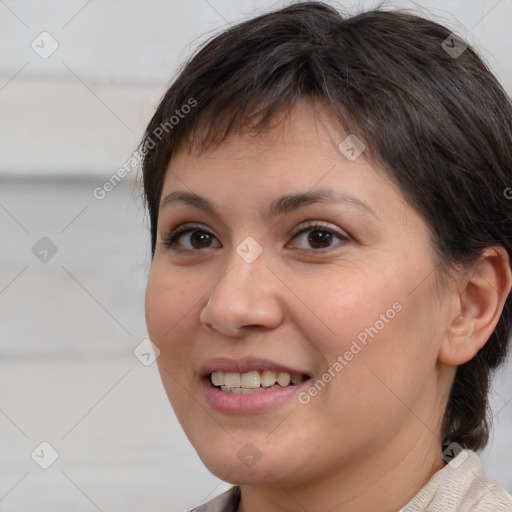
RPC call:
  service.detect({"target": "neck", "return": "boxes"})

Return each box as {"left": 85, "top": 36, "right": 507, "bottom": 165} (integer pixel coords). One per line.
{"left": 236, "top": 432, "right": 445, "bottom": 512}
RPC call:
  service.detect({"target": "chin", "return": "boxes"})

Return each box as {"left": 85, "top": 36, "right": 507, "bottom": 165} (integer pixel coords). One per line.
{"left": 195, "top": 441, "right": 306, "bottom": 486}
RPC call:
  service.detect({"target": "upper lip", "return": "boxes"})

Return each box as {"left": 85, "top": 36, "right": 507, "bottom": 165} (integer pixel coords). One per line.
{"left": 198, "top": 357, "right": 312, "bottom": 379}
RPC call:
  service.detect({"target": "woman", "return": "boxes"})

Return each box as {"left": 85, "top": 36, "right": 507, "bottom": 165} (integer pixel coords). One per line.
{"left": 140, "top": 2, "right": 512, "bottom": 510}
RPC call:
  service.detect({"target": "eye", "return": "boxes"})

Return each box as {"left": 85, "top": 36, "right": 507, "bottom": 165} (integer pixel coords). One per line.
{"left": 162, "top": 221, "right": 348, "bottom": 253}
{"left": 162, "top": 224, "right": 221, "bottom": 251}
{"left": 287, "top": 222, "right": 348, "bottom": 251}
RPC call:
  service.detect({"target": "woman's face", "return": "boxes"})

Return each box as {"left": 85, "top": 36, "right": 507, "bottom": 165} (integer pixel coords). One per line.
{"left": 145, "top": 102, "right": 453, "bottom": 487}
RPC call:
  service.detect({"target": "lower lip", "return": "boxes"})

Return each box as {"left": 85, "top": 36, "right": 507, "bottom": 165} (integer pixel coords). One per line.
{"left": 202, "top": 378, "right": 311, "bottom": 415}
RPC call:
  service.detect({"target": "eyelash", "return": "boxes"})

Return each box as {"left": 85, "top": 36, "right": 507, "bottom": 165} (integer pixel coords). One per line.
{"left": 161, "top": 221, "right": 349, "bottom": 253}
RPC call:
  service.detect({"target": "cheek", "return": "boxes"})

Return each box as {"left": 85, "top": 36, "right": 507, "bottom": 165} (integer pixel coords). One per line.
{"left": 290, "top": 267, "right": 437, "bottom": 410}
{"left": 144, "top": 268, "right": 200, "bottom": 385}
{"left": 145, "top": 268, "right": 200, "bottom": 414}
{"left": 288, "top": 269, "right": 400, "bottom": 360}
{"left": 145, "top": 265, "right": 196, "bottom": 340}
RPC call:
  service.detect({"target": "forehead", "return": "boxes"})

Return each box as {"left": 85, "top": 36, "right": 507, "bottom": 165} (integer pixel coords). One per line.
{"left": 160, "top": 102, "right": 407, "bottom": 224}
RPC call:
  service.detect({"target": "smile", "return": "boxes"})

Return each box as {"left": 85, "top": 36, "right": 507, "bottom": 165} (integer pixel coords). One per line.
{"left": 210, "top": 370, "right": 306, "bottom": 393}
{"left": 199, "top": 358, "right": 312, "bottom": 414}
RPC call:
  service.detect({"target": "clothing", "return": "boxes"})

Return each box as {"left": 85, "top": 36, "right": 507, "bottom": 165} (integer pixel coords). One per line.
{"left": 398, "top": 450, "right": 512, "bottom": 511}
{"left": 189, "top": 450, "right": 512, "bottom": 511}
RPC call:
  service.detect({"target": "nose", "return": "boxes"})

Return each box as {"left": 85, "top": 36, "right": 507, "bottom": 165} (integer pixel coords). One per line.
{"left": 199, "top": 248, "right": 285, "bottom": 337}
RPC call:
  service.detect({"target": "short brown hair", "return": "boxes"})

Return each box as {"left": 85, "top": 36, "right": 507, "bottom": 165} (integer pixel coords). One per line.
{"left": 140, "top": 1, "right": 512, "bottom": 451}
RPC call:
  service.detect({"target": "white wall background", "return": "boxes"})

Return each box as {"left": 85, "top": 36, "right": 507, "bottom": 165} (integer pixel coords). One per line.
{"left": 1, "top": 1, "right": 511, "bottom": 511}
{"left": 0, "top": 0, "right": 511, "bottom": 177}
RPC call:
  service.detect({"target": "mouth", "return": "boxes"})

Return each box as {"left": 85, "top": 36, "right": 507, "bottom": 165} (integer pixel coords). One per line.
{"left": 209, "top": 370, "right": 308, "bottom": 394}
{"left": 199, "top": 357, "right": 312, "bottom": 414}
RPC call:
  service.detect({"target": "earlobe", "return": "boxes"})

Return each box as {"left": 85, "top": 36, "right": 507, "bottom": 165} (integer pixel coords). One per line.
{"left": 438, "top": 247, "right": 512, "bottom": 366}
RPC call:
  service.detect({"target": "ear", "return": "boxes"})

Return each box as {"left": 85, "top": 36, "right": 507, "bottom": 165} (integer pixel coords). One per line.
{"left": 438, "top": 247, "right": 512, "bottom": 366}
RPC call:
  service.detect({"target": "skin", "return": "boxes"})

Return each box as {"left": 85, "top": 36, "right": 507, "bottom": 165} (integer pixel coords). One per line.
{"left": 145, "top": 101, "right": 511, "bottom": 512}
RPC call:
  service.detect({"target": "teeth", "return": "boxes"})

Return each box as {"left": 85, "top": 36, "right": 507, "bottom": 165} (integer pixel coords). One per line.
{"left": 277, "top": 372, "right": 291, "bottom": 386}
{"left": 210, "top": 370, "right": 305, "bottom": 392}
{"left": 224, "top": 372, "right": 241, "bottom": 388}
{"left": 241, "top": 371, "right": 260, "bottom": 388}
{"left": 260, "top": 371, "right": 277, "bottom": 387}
{"left": 211, "top": 372, "right": 224, "bottom": 386}
{"left": 291, "top": 374, "right": 302, "bottom": 384}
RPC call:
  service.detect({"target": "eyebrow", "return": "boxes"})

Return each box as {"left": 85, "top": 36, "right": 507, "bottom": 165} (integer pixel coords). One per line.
{"left": 159, "top": 189, "right": 376, "bottom": 219}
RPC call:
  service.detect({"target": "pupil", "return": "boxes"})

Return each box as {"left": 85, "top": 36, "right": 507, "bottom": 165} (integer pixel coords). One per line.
{"left": 191, "top": 231, "right": 210, "bottom": 249}
{"left": 308, "top": 230, "right": 332, "bottom": 248}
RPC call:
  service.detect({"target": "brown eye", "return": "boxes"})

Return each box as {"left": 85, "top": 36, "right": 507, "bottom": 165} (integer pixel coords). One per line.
{"left": 188, "top": 231, "right": 214, "bottom": 249}
{"left": 307, "top": 229, "right": 334, "bottom": 249}
{"left": 289, "top": 223, "right": 348, "bottom": 251}
{"left": 163, "top": 226, "right": 221, "bottom": 251}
